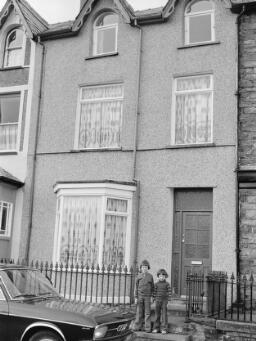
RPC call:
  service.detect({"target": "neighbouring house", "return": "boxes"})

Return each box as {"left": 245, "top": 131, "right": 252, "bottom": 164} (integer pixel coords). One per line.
{"left": 0, "top": 0, "right": 240, "bottom": 297}
{"left": 231, "top": 0, "right": 256, "bottom": 277}
{"left": 0, "top": 0, "right": 48, "bottom": 260}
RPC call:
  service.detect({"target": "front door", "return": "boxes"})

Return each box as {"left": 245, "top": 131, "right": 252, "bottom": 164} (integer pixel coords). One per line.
{"left": 181, "top": 211, "right": 212, "bottom": 295}
{"left": 171, "top": 190, "right": 212, "bottom": 296}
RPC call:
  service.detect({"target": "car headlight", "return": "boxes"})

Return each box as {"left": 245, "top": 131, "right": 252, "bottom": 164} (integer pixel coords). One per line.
{"left": 93, "top": 325, "right": 108, "bottom": 339}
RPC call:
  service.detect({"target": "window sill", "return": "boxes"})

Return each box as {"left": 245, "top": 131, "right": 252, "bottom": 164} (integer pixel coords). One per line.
{"left": 166, "top": 143, "right": 215, "bottom": 149}
{"left": 85, "top": 52, "right": 119, "bottom": 60}
{"left": 0, "top": 65, "right": 25, "bottom": 71}
{"left": 71, "top": 147, "right": 122, "bottom": 152}
{"left": 0, "top": 151, "right": 18, "bottom": 155}
{"left": 178, "top": 41, "right": 221, "bottom": 50}
{"left": 0, "top": 236, "right": 11, "bottom": 240}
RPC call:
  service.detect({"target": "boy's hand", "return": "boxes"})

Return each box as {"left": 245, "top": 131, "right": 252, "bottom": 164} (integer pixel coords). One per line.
{"left": 134, "top": 298, "right": 138, "bottom": 304}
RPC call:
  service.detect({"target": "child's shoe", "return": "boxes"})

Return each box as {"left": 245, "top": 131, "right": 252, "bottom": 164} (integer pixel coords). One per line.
{"left": 161, "top": 330, "right": 168, "bottom": 334}
{"left": 152, "top": 329, "right": 159, "bottom": 333}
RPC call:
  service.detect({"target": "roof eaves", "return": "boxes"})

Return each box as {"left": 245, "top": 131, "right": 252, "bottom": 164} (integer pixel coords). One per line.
{"left": 230, "top": 0, "right": 256, "bottom": 12}
{"left": 0, "top": 168, "right": 24, "bottom": 188}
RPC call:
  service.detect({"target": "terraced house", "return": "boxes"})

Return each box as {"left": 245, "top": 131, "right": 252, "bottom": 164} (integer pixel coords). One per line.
{"left": 0, "top": 0, "right": 240, "bottom": 296}
{"left": 0, "top": 0, "right": 47, "bottom": 260}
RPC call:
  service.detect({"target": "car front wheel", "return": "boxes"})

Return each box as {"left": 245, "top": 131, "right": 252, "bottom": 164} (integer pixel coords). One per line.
{"left": 28, "top": 330, "right": 63, "bottom": 341}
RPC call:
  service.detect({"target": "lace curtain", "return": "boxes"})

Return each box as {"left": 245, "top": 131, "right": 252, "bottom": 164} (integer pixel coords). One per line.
{"left": 103, "top": 199, "right": 128, "bottom": 265}
{"left": 175, "top": 76, "right": 212, "bottom": 144}
{"left": 79, "top": 84, "right": 123, "bottom": 149}
{"left": 59, "top": 196, "right": 101, "bottom": 264}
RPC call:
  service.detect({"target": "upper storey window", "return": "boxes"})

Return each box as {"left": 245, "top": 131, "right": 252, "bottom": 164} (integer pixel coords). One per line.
{"left": 93, "top": 12, "right": 118, "bottom": 56}
{"left": 4, "top": 28, "right": 25, "bottom": 67}
{"left": 185, "top": 1, "right": 215, "bottom": 45}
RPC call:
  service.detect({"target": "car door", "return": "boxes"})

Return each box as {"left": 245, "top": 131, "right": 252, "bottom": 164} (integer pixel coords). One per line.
{"left": 0, "top": 278, "right": 9, "bottom": 340}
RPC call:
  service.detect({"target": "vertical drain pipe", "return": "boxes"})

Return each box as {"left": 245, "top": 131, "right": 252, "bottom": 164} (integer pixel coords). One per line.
{"left": 25, "top": 38, "right": 46, "bottom": 262}
{"left": 132, "top": 19, "right": 142, "bottom": 266}
{"left": 235, "top": 5, "right": 245, "bottom": 276}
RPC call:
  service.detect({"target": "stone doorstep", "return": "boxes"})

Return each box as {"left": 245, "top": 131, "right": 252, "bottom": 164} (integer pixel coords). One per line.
{"left": 133, "top": 331, "right": 192, "bottom": 341}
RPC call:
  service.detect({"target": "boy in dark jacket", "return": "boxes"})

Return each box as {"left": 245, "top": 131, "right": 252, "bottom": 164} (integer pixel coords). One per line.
{"left": 133, "top": 259, "right": 154, "bottom": 333}
{"left": 152, "top": 269, "right": 172, "bottom": 334}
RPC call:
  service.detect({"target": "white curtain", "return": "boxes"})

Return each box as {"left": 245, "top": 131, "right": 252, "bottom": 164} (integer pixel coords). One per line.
{"left": 175, "top": 76, "right": 212, "bottom": 144}
{"left": 59, "top": 196, "right": 101, "bottom": 264}
{"left": 79, "top": 85, "right": 123, "bottom": 148}
{"left": 103, "top": 199, "right": 128, "bottom": 265}
{"left": 0, "top": 124, "right": 18, "bottom": 150}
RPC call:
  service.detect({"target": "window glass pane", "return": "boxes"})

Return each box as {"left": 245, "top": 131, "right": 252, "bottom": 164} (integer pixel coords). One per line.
{"left": 0, "top": 202, "right": 11, "bottom": 236}
{"left": 175, "top": 92, "right": 212, "bottom": 144}
{"left": 96, "top": 13, "right": 118, "bottom": 26}
{"left": 59, "top": 196, "right": 101, "bottom": 264}
{"left": 0, "top": 94, "right": 20, "bottom": 123}
{"left": 97, "top": 27, "right": 116, "bottom": 54}
{"left": 7, "top": 29, "right": 23, "bottom": 49}
{"left": 189, "top": 14, "right": 212, "bottom": 43}
{"left": 107, "top": 198, "right": 128, "bottom": 212}
{"left": 189, "top": 1, "right": 213, "bottom": 13}
{"left": 79, "top": 84, "right": 123, "bottom": 149}
{"left": 177, "top": 76, "right": 211, "bottom": 91}
{"left": 103, "top": 214, "right": 127, "bottom": 265}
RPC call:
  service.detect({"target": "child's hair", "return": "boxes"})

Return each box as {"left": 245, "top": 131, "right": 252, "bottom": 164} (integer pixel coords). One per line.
{"left": 140, "top": 259, "right": 150, "bottom": 269}
{"left": 157, "top": 268, "right": 168, "bottom": 278}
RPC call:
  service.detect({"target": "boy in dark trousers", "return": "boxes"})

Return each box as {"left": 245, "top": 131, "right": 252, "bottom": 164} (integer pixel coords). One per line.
{"left": 133, "top": 259, "right": 154, "bottom": 333}
{"left": 152, "top": 269, "right": 172, "bottom": 334}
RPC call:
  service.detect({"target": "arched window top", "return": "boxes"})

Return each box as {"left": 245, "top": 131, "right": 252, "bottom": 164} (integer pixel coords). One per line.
{"left": 95, "top": 12, "right": 118, "bottom": 27}
{"left": 4, "top": 27, "right": 25, "bottom": 67}
{"left": 93, "top": 12, "right": 118, "bottom": 56}
{"left": 185, "top": 0, "right": 215, "bottom": 45}
{"left": 186, "top": 0, "right": 214, "bottom": 14}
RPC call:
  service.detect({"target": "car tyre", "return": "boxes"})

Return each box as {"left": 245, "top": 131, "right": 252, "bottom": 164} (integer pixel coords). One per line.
{"left": 28, "top": 330, "right": 62, "bottom": 341}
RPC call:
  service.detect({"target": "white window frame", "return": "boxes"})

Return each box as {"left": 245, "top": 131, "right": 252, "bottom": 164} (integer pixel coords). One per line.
{"left": 93, "top": 12, "right": 118, "bottom": 56}
{"left": 185, "top": 0, "right": 215, "bottom": 45}
{"left": 171, "top": 74, "right": 213, "bottom": 146}
{"left": 0, "top": 85, "right": 26, "bottom": 153}
{"left": 74, "top": 83, "right": 124, "bottom": 150}
{"left": 3, "top": 27, "right": 26, "bottom": 68}
{"left": 53, "top": 183, "right": 136, "bottom": 267}
{"left": 0, "top": 201, "right": 13, "bottom": 239}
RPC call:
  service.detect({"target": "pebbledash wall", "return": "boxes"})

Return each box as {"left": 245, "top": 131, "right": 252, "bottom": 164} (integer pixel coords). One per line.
{"left": 22, "top": 0, "right": 238, "bottom": 294}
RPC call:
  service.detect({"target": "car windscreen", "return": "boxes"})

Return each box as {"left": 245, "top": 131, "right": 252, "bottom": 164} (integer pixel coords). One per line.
{"left": 0, "top": 269, "right": 59, "bottom": 299}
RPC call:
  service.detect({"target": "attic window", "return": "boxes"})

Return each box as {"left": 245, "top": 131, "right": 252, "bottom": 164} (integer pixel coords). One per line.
{"left": 185, "top": 0, "right": 215, "bottom": 45}
{"left": 4, "top": 28, "right": 25, "bottom": 67}
{"left": 93, "top": 12, "right": 118, "bottom": 56}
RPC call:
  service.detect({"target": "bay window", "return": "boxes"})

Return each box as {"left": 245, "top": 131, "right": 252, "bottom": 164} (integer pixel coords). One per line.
{"left": 0, "top": 201, "right": 12, "bottom": 238}
{"left": 53, "top": 183, "right": 136, "bottom": 266}
{"left": 75, "top": 83, "right": 123, "bottom": 149}
{"left": 0, "top": 92, "right": 21, "bottom": 151}
{"left": 172, "top": 74, "right": 213, "bottom": 145}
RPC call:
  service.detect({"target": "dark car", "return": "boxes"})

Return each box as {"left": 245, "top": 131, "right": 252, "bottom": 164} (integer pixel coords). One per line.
{"left": 0, "top": 264, "right": 135, "bottom": 341}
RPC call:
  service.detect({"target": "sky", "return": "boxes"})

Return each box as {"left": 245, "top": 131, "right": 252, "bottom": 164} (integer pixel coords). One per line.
{"left": 0, "top": 0, "right": 168, "bottom": 23}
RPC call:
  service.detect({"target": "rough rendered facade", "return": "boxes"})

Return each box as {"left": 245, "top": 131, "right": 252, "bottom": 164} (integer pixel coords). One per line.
{"left": 0, "top": 0, "right": 240, "bottom": 296}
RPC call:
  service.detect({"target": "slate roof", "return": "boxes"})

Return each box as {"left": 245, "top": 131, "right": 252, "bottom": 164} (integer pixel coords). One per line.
{"left": 0, "top": 167, "right": 24, "bottom": 187}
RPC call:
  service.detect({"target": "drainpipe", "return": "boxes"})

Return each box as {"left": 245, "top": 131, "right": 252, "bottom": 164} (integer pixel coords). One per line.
{"left": 25, "top": 37, "right": 46, "bottom": 262}
{"left": 235, "top": 5, "right": 245, "bottom": 276}
{"left": 132, "top": 19, "right": 142, "bottom": 267}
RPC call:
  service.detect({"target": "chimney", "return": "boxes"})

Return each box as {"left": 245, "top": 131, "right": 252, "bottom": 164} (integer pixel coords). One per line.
{"left": 80, "top": 0, "right": 87, "bottom": 9}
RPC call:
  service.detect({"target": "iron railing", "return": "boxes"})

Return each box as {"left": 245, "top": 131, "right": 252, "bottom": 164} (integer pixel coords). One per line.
{"left": 186, "top": 271, "right": 256, "bottom": 323}
{"left": 0, "top": 259, "right": 138, "bottom": 308}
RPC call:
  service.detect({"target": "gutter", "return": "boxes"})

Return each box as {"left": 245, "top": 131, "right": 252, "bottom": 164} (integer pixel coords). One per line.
{"left": 25, "top": 37, "right": 46, "bottom": 262}
{"left": 235, "top": 4, "right": 246, "bottom": 276}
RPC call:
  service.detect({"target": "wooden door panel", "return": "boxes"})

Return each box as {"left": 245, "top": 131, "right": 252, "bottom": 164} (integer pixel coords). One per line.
{"left": 181, "top": 212, "right": 212, "bottom": 295}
